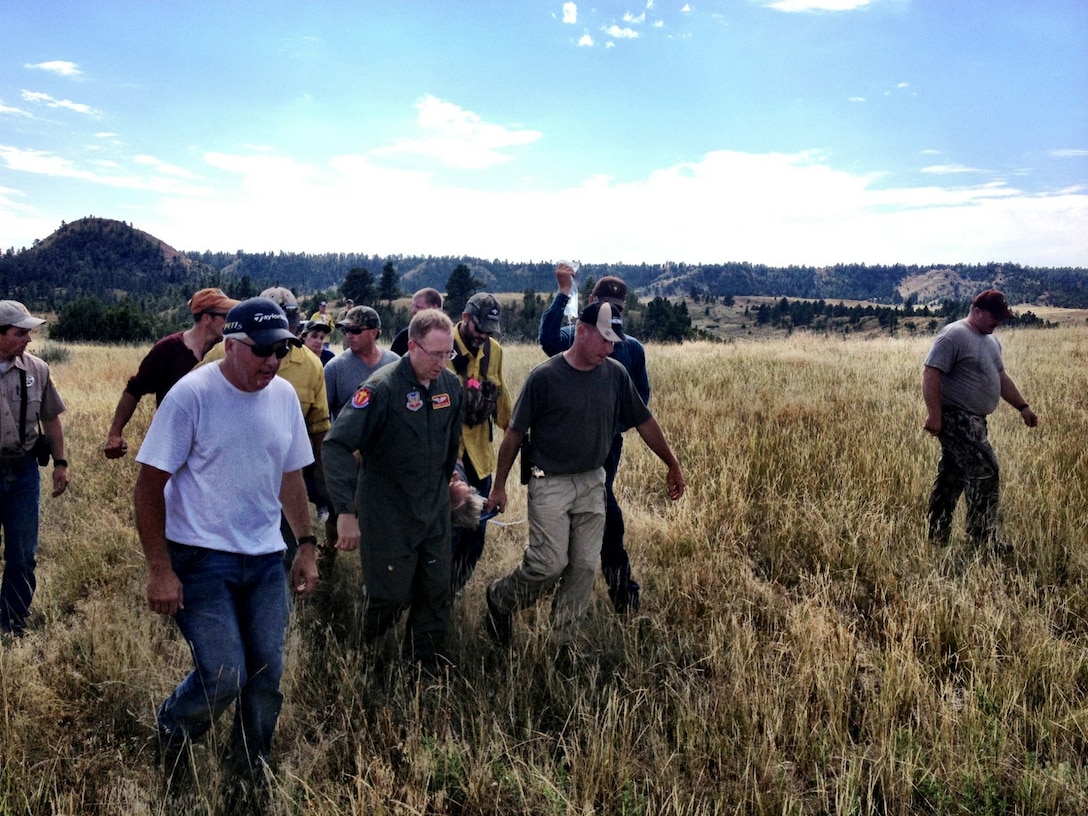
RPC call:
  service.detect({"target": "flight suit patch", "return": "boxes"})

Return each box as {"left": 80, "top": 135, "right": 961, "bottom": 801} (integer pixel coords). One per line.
{"left": 351, "top": 387, "right": 372, "bottom": 409}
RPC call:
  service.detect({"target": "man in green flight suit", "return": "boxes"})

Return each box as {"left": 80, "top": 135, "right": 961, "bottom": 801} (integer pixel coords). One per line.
{"left": 323, "top": 309, "right": 463, "bottom": 669}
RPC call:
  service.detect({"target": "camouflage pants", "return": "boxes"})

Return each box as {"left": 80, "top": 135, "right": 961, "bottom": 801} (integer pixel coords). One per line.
{"left": 927, "top": 407, "right": 1000, "bottom": 546}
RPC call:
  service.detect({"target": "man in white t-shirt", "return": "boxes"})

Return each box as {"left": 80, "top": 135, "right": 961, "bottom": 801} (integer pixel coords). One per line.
{"left": 134, "top": 297, "right": 318, "bottom": 790}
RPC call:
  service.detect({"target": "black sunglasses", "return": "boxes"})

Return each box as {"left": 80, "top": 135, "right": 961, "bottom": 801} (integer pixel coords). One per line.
{"left": 344, "top": 326, "right": 375, "bottom": 335}
{"left": 239, "top": 340, "right": 290, "bottom": 359}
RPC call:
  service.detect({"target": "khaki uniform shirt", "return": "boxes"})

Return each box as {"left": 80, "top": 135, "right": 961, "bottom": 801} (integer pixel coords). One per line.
{"left": 0, "top": 354, "right": 65, "bottom": 455}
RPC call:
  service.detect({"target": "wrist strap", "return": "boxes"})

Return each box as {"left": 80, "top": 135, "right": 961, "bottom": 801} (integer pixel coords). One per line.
{"left": 297, "top": 534, "right": 318, "bottom": 547}
{"left": 1016, "top": 403, "right": 1029, "bottom": 412}
{"left": 53, "top": 459, "right": 68, "bottom": 468}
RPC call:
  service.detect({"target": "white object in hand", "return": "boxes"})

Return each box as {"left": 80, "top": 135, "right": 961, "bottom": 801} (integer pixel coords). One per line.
{"left": 561, "top": 260, "right": 580, "bottom": 321}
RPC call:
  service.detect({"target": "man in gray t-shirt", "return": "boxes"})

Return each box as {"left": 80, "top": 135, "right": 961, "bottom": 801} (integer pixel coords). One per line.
{"left": 922, "top": 290, "right": 1038, "bottom": 551}
{"left": 483, "top": 301, "right": 686, "bottom": 649}
{"left": 324, "top": 306, "right": 400, "bottom": 419}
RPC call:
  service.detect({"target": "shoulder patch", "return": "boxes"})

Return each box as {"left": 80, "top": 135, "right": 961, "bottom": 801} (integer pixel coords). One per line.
{"left": 351, "top": 386, "right": 372, "bottom": 409}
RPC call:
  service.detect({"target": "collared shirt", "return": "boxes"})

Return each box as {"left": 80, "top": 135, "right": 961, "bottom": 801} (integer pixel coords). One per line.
{"left": 0, "top": 353, "right": 65, "bottom": 454}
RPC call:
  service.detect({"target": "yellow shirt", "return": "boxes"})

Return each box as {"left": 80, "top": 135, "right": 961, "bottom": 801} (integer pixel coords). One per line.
{"left": 449, "top": 326, "right": 513, "bottom": 478}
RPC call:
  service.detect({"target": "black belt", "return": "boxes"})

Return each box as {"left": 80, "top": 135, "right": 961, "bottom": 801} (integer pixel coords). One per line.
{"left": 0, "top": 451, "right": 30, "bottom": 469}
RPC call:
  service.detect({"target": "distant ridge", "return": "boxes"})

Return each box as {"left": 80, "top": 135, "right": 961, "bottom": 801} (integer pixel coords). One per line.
{"left": 3, "top": 216, "right": 1087, "bottom": 311}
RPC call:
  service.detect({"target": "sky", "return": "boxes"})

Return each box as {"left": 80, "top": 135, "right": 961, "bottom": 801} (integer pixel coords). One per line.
{"left": 1, "top": 0, "right": 1086, "bottom": 267}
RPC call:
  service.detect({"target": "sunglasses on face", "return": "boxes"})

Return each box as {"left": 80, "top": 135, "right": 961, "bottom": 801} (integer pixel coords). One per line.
{"left": 239, "top": 340, "right": 290, "bottom": 359}
{"left": 344, "top": 326, "right": 376, "bottom": 335}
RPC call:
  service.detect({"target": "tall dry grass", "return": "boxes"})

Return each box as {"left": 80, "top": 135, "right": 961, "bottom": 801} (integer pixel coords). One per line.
{"left": 0, "top": 328, "right": 1086, "bottom": 814}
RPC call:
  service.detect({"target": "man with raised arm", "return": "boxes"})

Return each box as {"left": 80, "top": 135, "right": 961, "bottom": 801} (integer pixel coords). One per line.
{"left": 539, "top": 265, "right": 650, "bottom": 613}
{"left": 487, "top": 301, "right": 684, "bottom": 649}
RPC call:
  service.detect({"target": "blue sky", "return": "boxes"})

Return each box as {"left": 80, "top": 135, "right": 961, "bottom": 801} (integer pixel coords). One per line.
{"left": 2, "top": 0, "right": 1085, "bottom": 267}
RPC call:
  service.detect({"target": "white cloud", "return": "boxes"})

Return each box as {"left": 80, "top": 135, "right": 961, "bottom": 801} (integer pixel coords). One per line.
{"left": 20, "top": 90, "right": 99, "bottom": 116}
{"left": 562, "top": 3, "right": 577, "bottom": 24}
{"left": 371, "top": 95, "right": 543, "bottom": 169}
{"left": 920, "top": 163, "right": 985, "bottom": 175}
{"left": 764, "top": 0, "right": 871, "bottom": 11}
{"left": 139, "top": 149, "right": 1088, "bottom": 267}
{"left": 848, "top": 96, "right": 866, "bottom": 103}
{"left": 604, "top": 25, "right": 639, "bottom": 39}
{"left": 3, "top": 141, "right": 1085, "bottom": 267}
{"left": 0, "top": 102, "right": 32, "bottom": 117}
{"left": 0, "top": 144, "right": 208, "bottom": 196}
{"left": 133, "top": 155, "right": 200, "bottom": 179}
{"left": 24, "top": 61, "right": 82, "bottom": 77}
{"left": 624, "top": 12, "right": 646, "bottom": 23}
{"left": 578, "top": 33, "right": 595, "bottom": 47}
{"left": 1051, "top": 149, "right": 1088, "bottom": 158}
{"left": 681, "top": 4, "right": 693, "bottom": 12}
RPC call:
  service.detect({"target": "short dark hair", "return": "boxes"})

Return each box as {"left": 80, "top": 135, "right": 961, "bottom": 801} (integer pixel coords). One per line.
{"left": 413, "top": 288, "right": 444, "bottom": 309}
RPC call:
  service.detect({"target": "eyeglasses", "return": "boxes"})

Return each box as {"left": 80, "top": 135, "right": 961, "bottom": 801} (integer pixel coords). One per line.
{"left": 344, "top": 326, "right": 376, "bottom": 335}
{"left": 237, "top": 340, "right": 290, "bottom": 359}
{"left": 415, "top": 343, "right": 457, "bottom": 361}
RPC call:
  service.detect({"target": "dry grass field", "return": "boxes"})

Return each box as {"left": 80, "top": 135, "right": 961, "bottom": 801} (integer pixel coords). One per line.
{"left": 2, "top": 327, "right": 1087, "bottom": 815}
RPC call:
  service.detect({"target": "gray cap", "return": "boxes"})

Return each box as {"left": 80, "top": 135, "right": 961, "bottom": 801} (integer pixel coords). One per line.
{"left": 0, "top": 300, "right": 46, "bottom": 330}
{"left": 464, "top": 292, "right": 501, "bottom": 335}
{"left": 337, "top": 305, "right": 381, "bottom": 330}
{"left": 258, "top": 286, "right": 299, "bottom": 312}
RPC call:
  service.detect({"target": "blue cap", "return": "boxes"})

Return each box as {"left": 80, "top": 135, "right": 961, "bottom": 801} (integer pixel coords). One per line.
{"left": 224, "top": 298, "right": 300, "bottom": 346}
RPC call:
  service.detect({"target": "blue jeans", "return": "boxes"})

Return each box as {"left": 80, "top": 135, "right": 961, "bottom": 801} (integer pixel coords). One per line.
{"left": 157, "top": 544, "right": 288, "bottom": 774}
{"left": 0, "top": 457, "right": 41, "bottom": 634}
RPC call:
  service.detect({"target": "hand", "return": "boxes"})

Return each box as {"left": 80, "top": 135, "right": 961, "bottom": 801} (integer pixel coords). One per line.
{"left": 555, "top": 264, "right": 575, "bottom": 295}
{"left": 666, "top": 464, "right": 686, "bottom": 501}
{"left": 923, "top": 413, "right": 941, "bottom": 436}
{"left": 51, "top": 465, "right": 70, "bottom": 497}
{"left": 104, "top": 434, "right": 128, "bottom": 459}
{"left": 335, "top": 513, "right": 361, "bottom": 551}
{"left": 1021, "top": 407, "right": 1038, "bottom": 428}
{"left": 147, "top": 567, "right": 184, "bottom": 617}
{"left": 485, "top": 485, "right": 508, "bottom": 515}
{"left": 290, "top": 549, "right": 319, "bottom": 598}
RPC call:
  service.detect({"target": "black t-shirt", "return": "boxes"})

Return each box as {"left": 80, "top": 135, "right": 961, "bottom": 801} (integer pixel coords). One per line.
{"left": 511, "top": 354, "right": 650, "bottom": 475}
